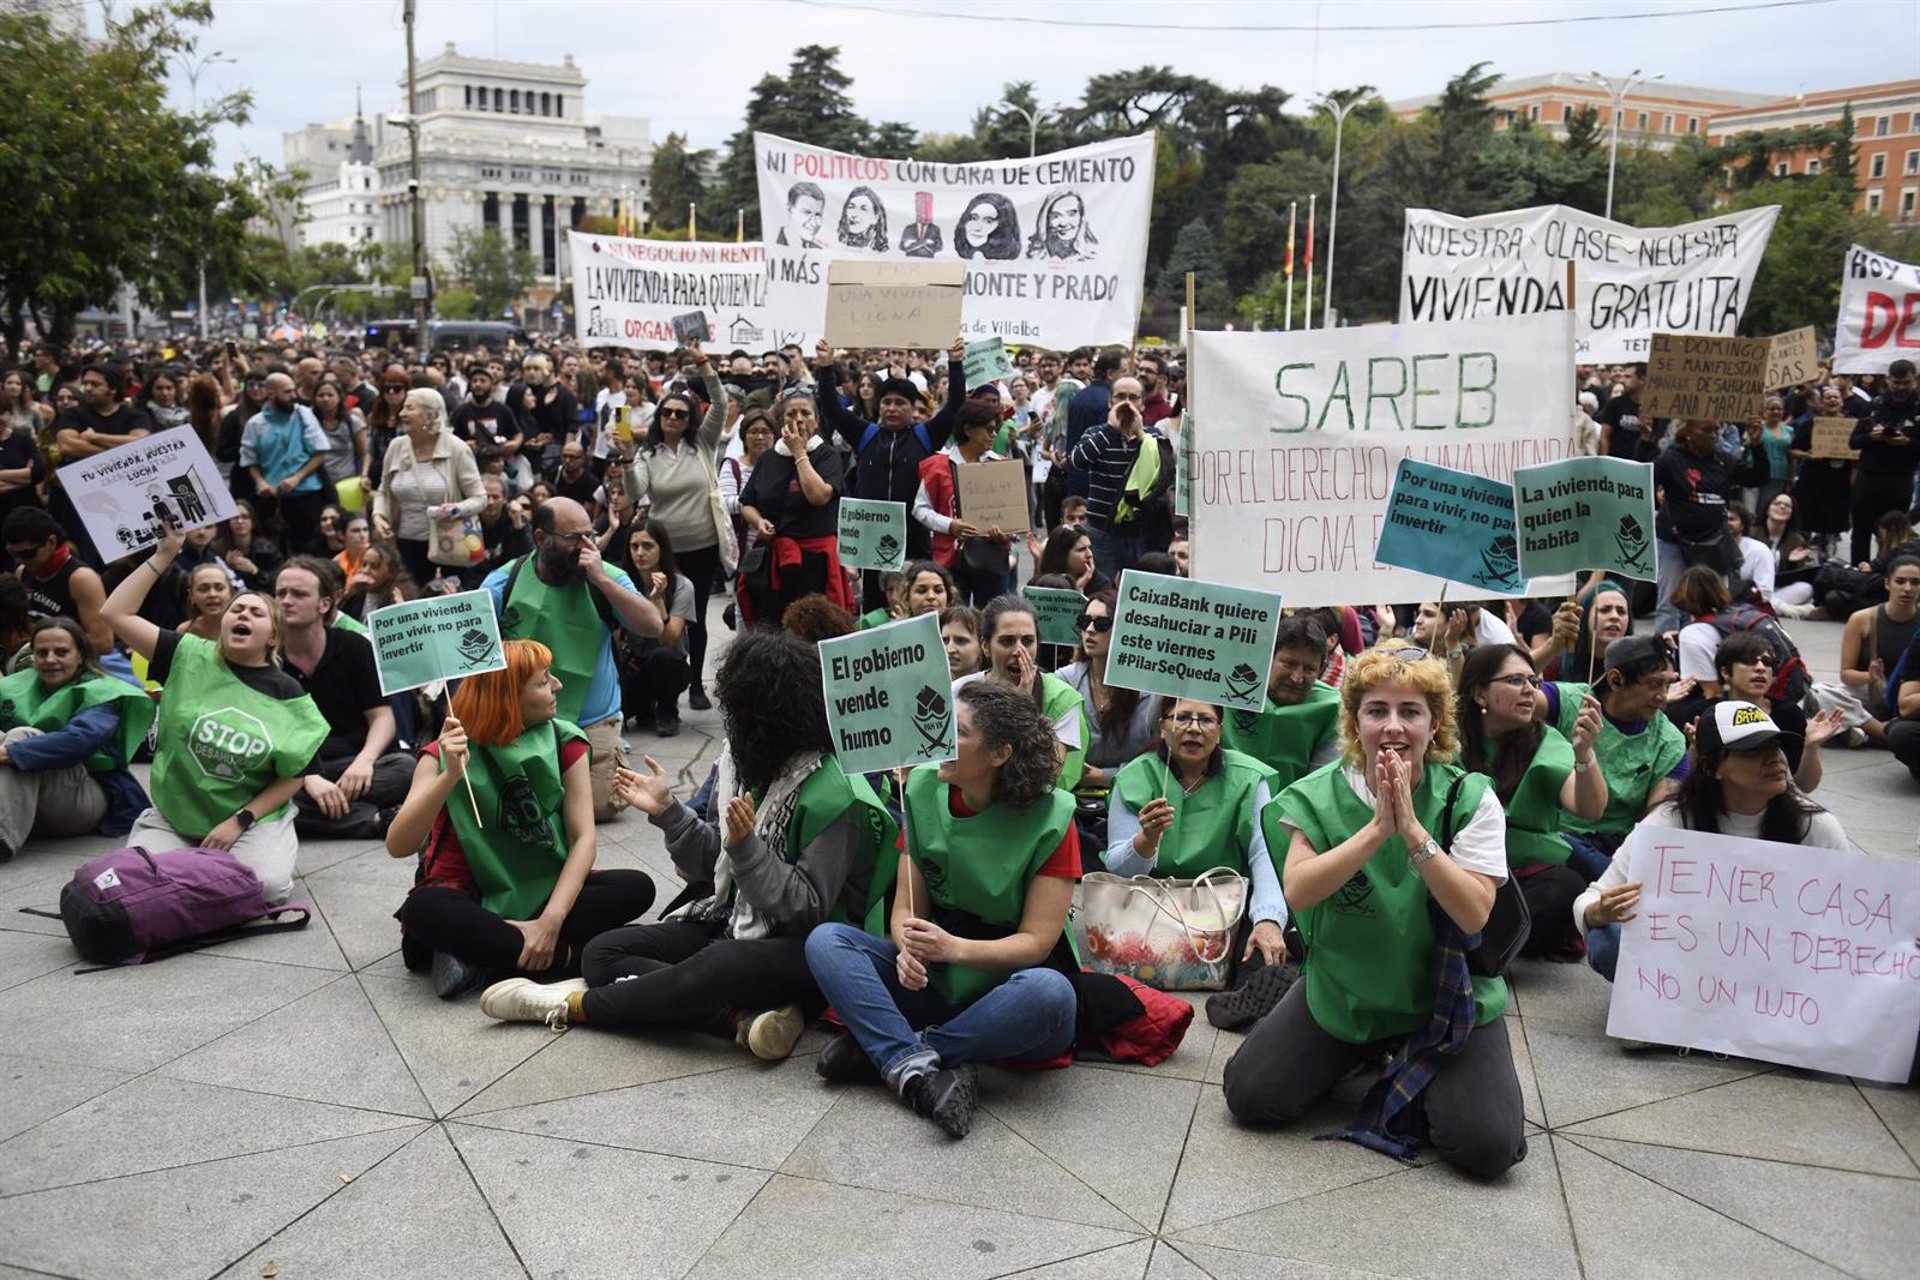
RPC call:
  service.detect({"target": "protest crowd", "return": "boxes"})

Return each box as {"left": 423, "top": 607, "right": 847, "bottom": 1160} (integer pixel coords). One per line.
{"left": 3, "top": 307, "right": 1918, "bottom": 1178}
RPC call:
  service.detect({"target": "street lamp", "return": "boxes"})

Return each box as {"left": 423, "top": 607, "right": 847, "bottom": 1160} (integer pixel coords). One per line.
{"left": 174, "top": 48, "right": 235, "bottom": 339}
{"left": 1317, "top": 92, "right": 1361, "bottom": 330}
{"left": 1578, "top": 69, "right": 1665, "bottom": 220}
{"left": 996, "top": 100, "right": 1038, "bottom": 158}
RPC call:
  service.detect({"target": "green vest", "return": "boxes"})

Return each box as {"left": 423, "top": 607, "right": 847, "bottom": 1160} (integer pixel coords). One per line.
{"left": 331, "top": 613, "right": 367, "bottom": 637}
{"left": 1038, "top": 672, "right": 1089, "bottom": 793}
{"left": 149, "top": 636, "right": 330, "bottom": 837}
{"left": 1489, "top": 728, "right": 1575, "bottom": 868}
{"left": 901, "top": 763, "right": 1075, "bottom": 1008}
{"left": 775, "top": 757, "right": 899, "bottom": 933}
{"left": 1113, "top": 748, "right": 1277, "bottom": 880}
{"left": 856, "top": 608, "right": 893, "bottom": 632}
{"left": 447, "top": 718, "right": 587, "bottom": 920}
{"left": 0, "top": 667, "right": 154, "bottom": 775}
{"left": 1267, "top": 760, "right": 1508, "bottom": 1044}
{"left": 1551, "top": 682, "right": 1685, "bottom": 837}
{"left": 1222, "top": 681, "right": 1341, "bottom": 791}
{"left": 498, "top": 557, "right": 609, "bottom": 726}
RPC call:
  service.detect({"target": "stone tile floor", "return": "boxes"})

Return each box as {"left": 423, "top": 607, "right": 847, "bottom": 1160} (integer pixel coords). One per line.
{"left": 0, "top": 616, "right": 1915, "bottom": 1278}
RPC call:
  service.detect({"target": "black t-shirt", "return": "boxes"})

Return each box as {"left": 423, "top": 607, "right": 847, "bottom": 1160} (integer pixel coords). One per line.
{"left": 55, "top": 403, "right": 156, "bottom": 470}
{"left": 281, "top": 626, "right": 384, "bottom": 754}
{"left": 550, "top": 467, "right": 600, "bottom": 508}
{"left": 738, "top": 444, "right": 846, "bottom": 539}
{"left": 1516, "top": 601, "right": 1554, "bottom": 646}
{"left": 1598, "top": 393, "right": 1647, "bottom": 461}
{"left": 1654, "top": 445, "right": 1731, "bottom": 543}
{"left": 451, "top": 398, "right": 521, "bottom": 445}
{"left": 149, "top": 628, "right": 306, "bottom": 699}
{"left": 1851, "top": 392, "right": 1920, "bottom": 478}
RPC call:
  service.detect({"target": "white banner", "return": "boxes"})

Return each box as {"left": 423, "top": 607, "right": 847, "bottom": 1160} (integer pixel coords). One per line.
{"left": 754, "top": 130, "right": 1155, "bottom": 349}
{"left": 60, "top": 426, "right": 235, "bottom": 560}
{"left": 1188, "top": 314, "right": 1578, "bottom": 607}
{"left": 1607, "top": 825, "right": 1920, "bottom": 1083}
{"left": 1831, "top": 242, "right": 1920, "bottom": 375}
{"left": 569, "top": 232, "right": 777, "bottom": 352}
{"left": 1399, "top": 204, "right": 1779, "bottom": 364}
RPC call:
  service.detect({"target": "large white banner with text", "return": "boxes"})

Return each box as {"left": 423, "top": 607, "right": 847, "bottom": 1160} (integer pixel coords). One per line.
{"left": 569, "top": 232, "right": 775, "bottom": 352}
{"left": 754, "top": 130, "right": 1155, "bottom": 349}
{"left": 1831, "top": 242, "right": 1920, "bottom": 374}
{"left": 1188, "top": 314, "right": 1579, "bottom": 607}
{"left": 1400, "top": 204, "right": 1778, "bottom": 363}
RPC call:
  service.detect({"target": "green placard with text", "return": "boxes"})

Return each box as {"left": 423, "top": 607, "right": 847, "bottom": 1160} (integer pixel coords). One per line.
{"left": 369, "top": 590, "right": 507, "bottom": 696}
{"left": 1105, "top": 571, "right": 1281, "bottom": 713}
{"left": 837, "top": 498, "right": 908, "bottom": 572}
{"left": 1511, "top": 457, "right": 1657, "bottom": 581}
{"left": 818, "top": 612, "right": 956, "bottom": 774}
{"left": 1022, "top": 585, "right": 1086, "bottom": 646}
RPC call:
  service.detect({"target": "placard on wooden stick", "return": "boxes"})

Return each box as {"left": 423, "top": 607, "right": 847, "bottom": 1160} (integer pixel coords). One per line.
{"left": 1642, "top": 332, "right": 1769, "bottom": 421}
{"left": 823, "top": 261, "right": 964, "bottom": 348}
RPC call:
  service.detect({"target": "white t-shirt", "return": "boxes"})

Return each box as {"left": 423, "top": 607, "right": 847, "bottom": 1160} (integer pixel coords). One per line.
{"left": 1474, "top": 610, "right": 1517, "bottom": 647}
{"left": 1676, "top": 622, "right": 1723, "bottom": 682}
{"left": 1276, "top": 764, "right": 1509, "bottom": 883}
{"left": 953, "top": 670, "right": 1084, "bottom": 750}
{"left": 1736, "top": 535, "right": 1774, "bottom": 599}
{"left": 1571, "top": 801, "right": 1851, "bottom": 935}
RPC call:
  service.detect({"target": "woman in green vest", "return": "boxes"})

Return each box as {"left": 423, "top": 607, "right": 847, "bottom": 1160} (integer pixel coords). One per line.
{"left": 806, "top": 681, "right": 1081, "bottom": 1139}
{"left": 479, "top": 630, "right": 895, "bottom": 1061}
{"left": 1455, "top": 644, "right": 1607, "bottom": 959}
{"left": 0, "top": 617, "right": 154, "bottom": 854}
{"left": 1104, "top": 698, "right": 1288, "bottom": 985}
{"left": 1220, "top": 615, "right": 1344, "bottom": 793}
{"left": 957, "top": 594, "right": 1088, "bottom": 792}
{"left": 389, "top": 638, "right": 655, "bottom": 998}
{"left": 1223, "top": 646, "right": 1527, "bottom": 1178}
{"left": 102, "top": 526, "right": 329, "bottom": 906}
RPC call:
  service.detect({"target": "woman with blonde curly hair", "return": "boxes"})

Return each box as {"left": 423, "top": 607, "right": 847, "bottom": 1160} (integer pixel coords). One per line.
{"left": 1223, "top": 644, "right": 1526, "bottom": 1179}
{"left": 387, "top": 638, "right": 655, "bottom": 998}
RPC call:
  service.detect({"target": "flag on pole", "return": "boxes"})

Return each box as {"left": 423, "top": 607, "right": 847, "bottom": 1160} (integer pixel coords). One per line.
{"left": 688, "top": 203, "right": 697, "bottom": 241}
{"left": 736, "top": 208, "right": 744, "bottom": 244}
{"left": 1304, "top": 194, "right": 1317, "bottom": 330}
{"left": 1283, "top": 201, "right": 1297, "bottom": 331}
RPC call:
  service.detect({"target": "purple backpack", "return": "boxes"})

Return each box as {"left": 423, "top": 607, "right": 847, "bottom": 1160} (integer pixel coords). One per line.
{"left": 47, "top": 847, "right": 311, "bottom": 968}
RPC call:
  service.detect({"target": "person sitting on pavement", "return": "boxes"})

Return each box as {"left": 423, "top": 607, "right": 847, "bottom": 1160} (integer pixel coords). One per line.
{"left": 805, "top": 680, "right": 1080, "bottom": 1139}
{"left": 1055, "top": 590, "right": 1159, "bottom": 791}
{"left": 388, "top": 638, "right": 655, "bottom": 998}
{"left": 1224, "top": 645, "right": 1526, "bottom": 1179}
{"left": 479, "top": 629, "right": 894, "bottom": 1058}
{"left": 1220, "top": 615, "right": 1343, "bottom": 793}
{"left": 175, "top": 561, "right": 234, "bottom": 644}
{"left": 1838, "top": 554, "right": 1920, "bottom": 746}
{"left": 5, "top": 506, "right": 112, "bottom": 658}
{"left": 1708, "top": 632, "right": 1844, "bottom": 794}
{"left": 101, "top": 524, "right": 329, "bottom": 906}
{"left": 0, "top": 617, "right": 154, "bottom": 855}
{"left": 273, "top": 557, "right": 416, "bottom": 840}
{"left": 955, "top": 594, "right": 1088, "bottom": 792}
{"left": 612, "top": 517, "right": 695, "bottom": 739}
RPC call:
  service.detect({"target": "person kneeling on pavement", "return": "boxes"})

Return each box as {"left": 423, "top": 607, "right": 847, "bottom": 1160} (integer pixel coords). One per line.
{"left": 388, "top": 639, "right": 655, "bottom": 998}
{"left": 480, "top": 629, "right": 895, "bottom": 1057}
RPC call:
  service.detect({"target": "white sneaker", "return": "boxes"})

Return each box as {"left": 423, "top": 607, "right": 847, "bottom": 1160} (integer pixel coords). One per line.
{"left": 480, "top": 977, "right": 587, "bottom": 1031}
{"left": 744, "top": 1003, "right": 808, "bottom": 1061}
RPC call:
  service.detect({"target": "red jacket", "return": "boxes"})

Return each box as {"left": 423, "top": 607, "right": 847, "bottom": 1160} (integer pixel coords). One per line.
{"left": 916, "top": 451, "right": 962, "bottom": 568}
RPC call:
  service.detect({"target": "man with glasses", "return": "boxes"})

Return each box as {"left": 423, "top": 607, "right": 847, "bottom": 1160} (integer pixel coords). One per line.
{"left": 3, "top": 507, "right": 113, "bottom": 656}
{"left": 1222, "top": 616, "right": 1343, "bottom": 792}
{"left": 484, "top": 496, "right": 664, "bottom": 822}
{"left": 1069, "top": 374, "right": 1174, "bottom": 579}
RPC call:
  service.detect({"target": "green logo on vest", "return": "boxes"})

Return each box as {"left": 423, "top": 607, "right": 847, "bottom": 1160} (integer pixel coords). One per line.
{"left": 498, "top": 776, "right": 548, "bottom": 844}
{"left": 1232, "top": 707, "right": 1259, "bottom": 734}
{"left": 500, "top": 604, "right": 523, "bottom": 634}
{"left": 188, "top": 707, "right": 273, "bottom": 782}
{"left": 0, "top": 698, "right": 13, "bottom": 722}
{"left": 1333, "top": 871, "right": 1376, "bottom": 917}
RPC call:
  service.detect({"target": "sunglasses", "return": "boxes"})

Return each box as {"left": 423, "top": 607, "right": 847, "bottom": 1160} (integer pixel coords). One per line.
{"left": 657, "top": 407, "right": 690, "bottom": 420}
{"left": 1387, "top": 647, "right": 1431, "bottom": 662}
{"left": 1075, "top": 614, "right": 1113, "bottom": 633}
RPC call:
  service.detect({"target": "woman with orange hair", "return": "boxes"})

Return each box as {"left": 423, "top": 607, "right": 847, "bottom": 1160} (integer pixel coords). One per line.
{"left": 387, "top": 638, "right": 654, "bottom": 998}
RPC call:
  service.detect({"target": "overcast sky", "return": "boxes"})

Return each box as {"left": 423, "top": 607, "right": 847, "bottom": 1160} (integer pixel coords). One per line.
{"left": 155, "top": 0, "right": 1915, "bottom": 172}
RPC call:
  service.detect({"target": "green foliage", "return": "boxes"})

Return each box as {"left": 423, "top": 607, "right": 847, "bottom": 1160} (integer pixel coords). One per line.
{"left": 0, "top": 0, "right": 268, "bottom": 344}
{"left": 1156, "top": 218, "right": 1222, "bottom": 296}
{"left": 443, "top": 229, "right": 540, "bottom": 320}
{"left": 648, "top": 131, "right": 710, "bottom": 233}
{"left": 715, "top": 45, "right": 874, "bottom": 239}
{"left": 433, "top": 287, "right": 480, "bottom": 321}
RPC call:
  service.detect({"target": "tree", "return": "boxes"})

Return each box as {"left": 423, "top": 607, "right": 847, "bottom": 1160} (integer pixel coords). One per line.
{"left": 0, "top": 1, "right": 266, "bottom": 345}
{"left": 1827, "top": 103, "right": 1858, "bottom": 191}
{"left": 648, "top": 132, "right": 709, "bottom": 233}
{"left": 444, "top": 229, "right": 539, "bottom": 319}
{"left": 715, "top": 45, "right": 875, "bottom": 239}
{"left": 1155, "top": 218, "right": 1222, "bottom": 296}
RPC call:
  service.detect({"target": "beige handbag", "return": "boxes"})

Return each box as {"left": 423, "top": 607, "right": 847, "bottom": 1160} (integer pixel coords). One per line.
{"left": 1073, "top": 866, "right": 1249, "bottom": 991}
{"left": 696, "top": 450, "right": 739, "bottom": 575}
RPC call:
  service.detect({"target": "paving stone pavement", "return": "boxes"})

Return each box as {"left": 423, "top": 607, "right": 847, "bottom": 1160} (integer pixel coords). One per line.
{"left": 0, "top": 613, "right": 1915, "bottom": 1278}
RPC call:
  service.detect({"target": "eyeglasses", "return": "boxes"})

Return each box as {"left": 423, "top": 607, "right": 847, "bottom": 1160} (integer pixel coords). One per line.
{"left": 1167, "top": 712, "right": 1220, "bottom": 729}
{"left": 547, "top": 530, "right": 587, "bottom": 546}
{"left": 1074, "top": 614, "right": 1113, "bottom": 633}
{"left": 657, "top": 407, "right": 690, "bottom": 420}
{"left": 1489, "top": 673, "right": 1544, "bottom": 689}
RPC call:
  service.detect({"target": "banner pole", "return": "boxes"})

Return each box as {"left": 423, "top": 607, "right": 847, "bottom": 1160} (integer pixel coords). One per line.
{"left": 1284, "top": 202, "right": 1296, "bottom": 331}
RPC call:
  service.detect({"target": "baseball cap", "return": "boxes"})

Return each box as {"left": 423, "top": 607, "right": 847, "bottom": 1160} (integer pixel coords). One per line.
{"left": 1697, "top": 701, "right": 1797, "bottom": 757}
{"left": 1599, "top": 634, "right": 1669, "bottom": 678}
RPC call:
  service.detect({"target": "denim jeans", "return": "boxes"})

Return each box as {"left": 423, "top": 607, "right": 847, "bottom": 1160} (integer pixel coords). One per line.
{"left": 804, "top": 923, "right": 1077, "bottom": 1089}
{"left": 1087, "top": 524, "right": 1146, "bottom": 581}
{"left": 1586, "top": 923, "right": 1622, "bottom": 982}
{"left": 1654, "top": 538, "right": 1687, "bottom": 635}
{"left": 1565, "top": 833, "right": 1618, "bottom": 884}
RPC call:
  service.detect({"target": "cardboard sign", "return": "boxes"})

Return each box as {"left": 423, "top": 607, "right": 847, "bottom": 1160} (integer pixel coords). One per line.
{"left": 1765, "top": 326, "right": 1817, "bottom": 390}
{"left": 369, "top": 590, "right": 507, "bottom": 696}
{"left": 1642, "top": 332, "right": 1770, "bottom": 421}
{"left": 1512, "top": 456, "right": 1658, "bottom": 581}
{"left": 1807, "top": 417, "right": 1860, "bottom": 460}
{"left": 822, "top": 260, "right": 965, "bottom": 348}
{"left": 1106, "top": 570, "right": 1282, "bottom": 713}
{"left": 818, "top": 612, "right": 956, "bottom": 775}
{"left": 1832, "top": 242, "right": 1920, "bottom": 375}
{"left": 58, "top": 425, "right": 236, "bottom": 560}
{"left": 837, "top": 498, "right": 907, "bottom": 572}
{"left": 670, "top": 310, "right": 712, "bottom": 345}
{"left": 1022, "top": 584, "right": 1087, "bottom": 646}
{"left": 1607, "top": 825, "right": 1920, "bottom": 1083}
{"left": 962, "top": 336, "right": 1015, "bottom": 390}
{"left": 1373, "top": 459, "right": 1530, "bottom": 596}
{"left": 953, "top": 457, "right": 1030, "bottom": 536}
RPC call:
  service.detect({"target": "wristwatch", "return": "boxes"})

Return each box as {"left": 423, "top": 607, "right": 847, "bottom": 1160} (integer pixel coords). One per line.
{"left": 233, "top": 809, "right": 258, "bottom": 833}
{"left": 1408, "top": 835, "right": 1442, "bottom": 866}
{"left": 1572, "top": 756, "right": 1596, "bottom": 772}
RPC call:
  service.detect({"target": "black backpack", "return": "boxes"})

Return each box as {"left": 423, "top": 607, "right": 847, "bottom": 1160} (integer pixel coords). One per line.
{"left": 1696, "top": 605, "right": 1810, "bottom": 706}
